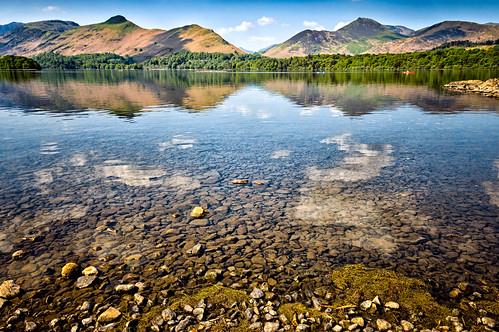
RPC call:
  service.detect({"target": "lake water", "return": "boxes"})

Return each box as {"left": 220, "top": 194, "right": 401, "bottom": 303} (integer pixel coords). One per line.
{"left": 0, "top": 70, "right": 498, "bottom": 321}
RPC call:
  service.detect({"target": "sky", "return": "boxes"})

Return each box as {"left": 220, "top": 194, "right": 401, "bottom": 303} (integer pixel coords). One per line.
{"left": 1, "top": 0, "right": 498, "bottom": 51}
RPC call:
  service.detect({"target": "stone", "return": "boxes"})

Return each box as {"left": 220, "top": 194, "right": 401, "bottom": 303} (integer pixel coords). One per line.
{"left": 76, "top": 276, "right": 97, "bottom": 289}
{"left": 134, "top": 293, "right": 146, "bottom": 306}
{"left": 401, "top": 320, "right": 414, "bottom": 331}
{"left": 175, "top": 316, "right": 192, "bottom": 332}
{"left": 12, "top": 250, "right": 25, "bottom": 260}
{"left": 482, "top": 317, "right": 495, "bottom": 328}
{"left": 348, "top": 324, "right": 358, "bottom": 331}
{"left": 249, "top": 322, "right": 263, "bottom": 330}
{"left": 115, "top": 284, "right": 138, "bottom": 294}
{"left": 231, "top": 179, "right": 249, "bottom": 185}
{"left": 49, "top": 318, "right": 60, "bottom": 329}
{"left": 250, "top": 288, "right": 264, "bottom": 299}
{"left": 296, "top": 324, "right": 310, "bottom": 331}
{"left": 360, "top": 300, "right": 372, "bottom": 311}
{"left": 0, "top": 280, "right": 21, "bottom": 299}
{"left": 204, "top": 269, "right": 222, "bottom": 282}
{"left": 25, "top": 321, "right": 37, "bottom": 331}
{"left": 186, "top": 243, "right": 203, "bottom": 256}
{"left": 184, "top": 304, "right": 193, "bottom": 313}
{"left": 162, "top": 308, "right": 176, "bottom": 321}
{"left": 351, "top": 317, "right": 364, "bottom": 326}
{"left": 82, "top": 266, "right": 99, "bottom": 276}
{"left": 82, "top": 317, "right": 93, "bottom": 326}
{"left": 376, "top": 319, "right": 392, "bottom": 331}
{"left": 61, "top": 263, "right": 79, "bottom": 278}
{"left": 332, "top": 325, "right": 343, "bottom": 332}
{"left": 0, "top": 298, "right": 6, "bottom": 309}
{"left": 98, "top": 307, "right": 122, "bottom": 323}
{"left": 190, "top": 207, "right": 205, "bottom": 218}
{"left": 372, "top": 296, "right": 381, "bottom": 305}
{"left": 385, "top": 301, "right": 400, "bottom": 309}
{"left": 449, "top": 288, "right": 462, "bottom": 299}
{"left": 193, "top": 307, "right": 204, "bottom": 320}
{"left": 264, "top": 321, "right": 280, "bottom": 332}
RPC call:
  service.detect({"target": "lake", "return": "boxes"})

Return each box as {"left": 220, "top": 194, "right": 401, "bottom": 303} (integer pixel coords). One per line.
{"left": 0, "top": 70, "right": 498, "bottom": 328}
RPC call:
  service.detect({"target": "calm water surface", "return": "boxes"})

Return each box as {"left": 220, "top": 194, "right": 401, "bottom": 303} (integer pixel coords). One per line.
{"left": 0, "top": 70, "right": 498, "bottom": 302}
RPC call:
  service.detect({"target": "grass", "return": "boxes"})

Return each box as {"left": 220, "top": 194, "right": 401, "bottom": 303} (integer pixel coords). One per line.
{"left": 329, "top": 264, "right": 451, "bottom": 327}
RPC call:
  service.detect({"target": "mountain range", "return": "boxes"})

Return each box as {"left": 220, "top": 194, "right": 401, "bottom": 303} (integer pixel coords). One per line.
{"left": 0, "top": 16, "right": 498, "bottom": 59}
{"left": 264, "top": 18, "right": 499, "bottom": 57}
{"left": 0, "top": 15, "right": 244, "bottom": 59}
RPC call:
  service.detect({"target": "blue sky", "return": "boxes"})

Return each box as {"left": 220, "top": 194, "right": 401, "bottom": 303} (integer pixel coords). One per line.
{"left": 1, "top": 0, "right": 498, "bottom": 51}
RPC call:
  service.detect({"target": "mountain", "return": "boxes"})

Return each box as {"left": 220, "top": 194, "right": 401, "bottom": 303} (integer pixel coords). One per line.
{"left": 0, "top": 22, "right": 24, "bottom": 36}
{"left": 0, "top": 20, "right": 79, "bottom": 55}
{"left": 264, "top": 18, "right": 499, "bottom": 57}
{"left": 374, "top": 21, "right": 499, "bottom": 53}
{"left": 264, "top": 18, "right": 408, "bottom": 57}
{"left": 0, "top": 15, "right": 244, "bottom": 58}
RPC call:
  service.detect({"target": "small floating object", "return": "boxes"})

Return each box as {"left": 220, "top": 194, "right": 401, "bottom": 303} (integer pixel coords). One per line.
{"left": 231, "top": 179, "right": 249, "bottom": 185}
{"left": 401, "top": 70, "right": 415, "bottom": 75}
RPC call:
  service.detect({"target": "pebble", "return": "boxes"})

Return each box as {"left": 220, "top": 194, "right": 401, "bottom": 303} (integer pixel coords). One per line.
{"left": 61, "top": 263, "right": 79, "bottom": 278}
{"left": 332, "top": 325, "right": 343, "bottom": 332}
{"left": 0, "top": 280, "right": 21, "bottom": 299}
{"left": 162, "top": 308, "right": 176, "bottom": 321}
{"left": 376, "top": 319, "right": 392, "bottom": 331}
{"left": 76, "top": 276, "right": 97, "bottom": 289}
{"left": 175, "top": 316, "right": 192, "bottom": 332}
{"left": 193, "top": 307, "right": 204, "bottom": 320}
{"left": 449, "top": 288, "right": 461, "bottom": 298}
{"left": 115, "top": 284, "right": 138, "bottom": 293}
{"left": 190, "top": 207, "right": 204, "bottom": 218}
{"left": 0, "top": 298, "right": 5, "bottom": 309}
{"left": 82, "top": 266, "right": 99, "bottom": 276}
{"left": 25, "top": 321, "right": 37, "bottom": 331}
{"left": 360, "top": 300, "right": 372, "bottom": 311}
{"left": 264, "top": 321, "right": 280, "bottom": 332}
{"left": 481, "top": 317, "right": 495, "bottom": 328}
{"left": 134, "top": 293, "right": 146, "bottom": 306}
{"left": 401, "top": 320, "right": 414, "bottom": 331}
{"left": 12, "top": 250, "right": 25, "bottom": 260}
{"left": 249, "top": 322, "right": 263, "bottom": 330}
{"left": 351, "top": 317, "right": 364, "bottom": 326}
{"left": 187, "top": 243, "right": 203, "bottom": 256}
{"left": 250, "top": 288, "right": 264, "bottom": 299}
{"left": 231, "top": 179, "right": 249, "bottom": 185}
{"left": 296, "top": 323, "right": 310, "bottom": 331}
{"left": 385, "top": 301, "right": 400, "bottom": 309}
{"left": 98, "top": 307, "right": 122, "bottom": 323}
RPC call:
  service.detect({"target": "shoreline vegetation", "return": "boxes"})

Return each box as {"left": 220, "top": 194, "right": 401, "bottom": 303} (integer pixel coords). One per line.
{"left": 0, "top": 45, "right": 496, "bottom": 72}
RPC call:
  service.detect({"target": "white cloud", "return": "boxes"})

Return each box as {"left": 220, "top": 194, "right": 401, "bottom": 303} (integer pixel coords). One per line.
{"left": 303, "top": 20, "right": 326, "bottom": 31}
{"left": 42, "top": 5, "right": 60, "bottom": 12}
{"left": 333, "top": 20, "right": 351, "bottom": 31}
{"left": 257, "top": 16, "right": 275, "bottom": 26}
{"left": 218, "top": 21, "right": 253, "bottom": 35}
{"left": 250, "top": 36, "right": 276, "bottom": 43}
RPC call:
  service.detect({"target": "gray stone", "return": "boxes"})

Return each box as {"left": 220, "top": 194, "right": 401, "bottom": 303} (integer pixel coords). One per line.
{"left": 401, "top": 320, "right": 414, "bottom": 331}
{"left": 187, "top": 243, "right": 203, "bottom": 256}
{"left": 360, "top": 300, "right": 372, "bottom": 311}
{"left": 264, "top": 321, "right": 280, "bottom": 332}
{"left": 162, "top": 308, "right": 176, "bottom": 322}
{"left": 376, "top": 319, "right": 392, "bottom": 331}
{"left": 175, "top": 316, "right": 192, "bottom": 331}
{"left": 250, "top": 288, "right": 264, "bottom": 299}
{"left": 385, "top": 301, "right": 400, "bottom": 309}
{"left": 115, "top": 284, "right": 137, "bottom": 294}
{"left": 75, "top": 276, "right": 96, "bottom": 289}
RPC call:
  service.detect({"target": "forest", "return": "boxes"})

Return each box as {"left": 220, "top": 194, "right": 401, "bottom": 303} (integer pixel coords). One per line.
{"left": 12, "top": 45, "right": 499, "bottom": 72}
{"left": 0, "top": 55, "right": 41, "bottom": 70}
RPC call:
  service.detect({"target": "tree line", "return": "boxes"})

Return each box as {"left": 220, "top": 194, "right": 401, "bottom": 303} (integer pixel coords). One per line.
{"left": 0, "top": 55, "right": 41, "bottom": 70}
{"left": 2, "top": 45, "right": 498, "bottom": 71}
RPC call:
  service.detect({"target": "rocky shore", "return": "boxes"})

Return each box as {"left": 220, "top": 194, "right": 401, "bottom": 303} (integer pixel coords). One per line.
{"left": 0, "top": 264, "right": 497, "bottom": 331}
{"left": 443, "top": 79, "right": 499, "bottom": 98}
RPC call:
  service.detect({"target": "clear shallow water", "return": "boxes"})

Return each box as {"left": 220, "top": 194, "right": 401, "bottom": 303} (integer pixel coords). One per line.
{"left": 0, "top": 70, "right": 498, "bottom": 306}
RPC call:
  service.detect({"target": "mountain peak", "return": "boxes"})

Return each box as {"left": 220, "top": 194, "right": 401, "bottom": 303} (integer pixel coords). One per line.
{"left": 104, "top": 15, "right": 128, "bottom": 24}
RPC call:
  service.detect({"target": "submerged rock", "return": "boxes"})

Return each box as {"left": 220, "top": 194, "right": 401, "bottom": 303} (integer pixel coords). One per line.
{"left": 186, "top": 243, "right": 204, "bottom": 256}
{"left": 61, "top": 263, "right": 79, "bottom": 278}
{"left": 75, "top": 276, "right": 97, "bottom": 289}
{"left": 231, "top": 179, "right": 249, "bottom": 185}
{"left": 0, "top": 280, "right": 21, "bottom": 299}
{"left": 190, "top": 207, "right": 205, "bottom": 218}
{"left": 82, "top": 266, "right": 99, "bottom": 276}
{"left": 98, "top": 307, "right": 122, "bottom": 323}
